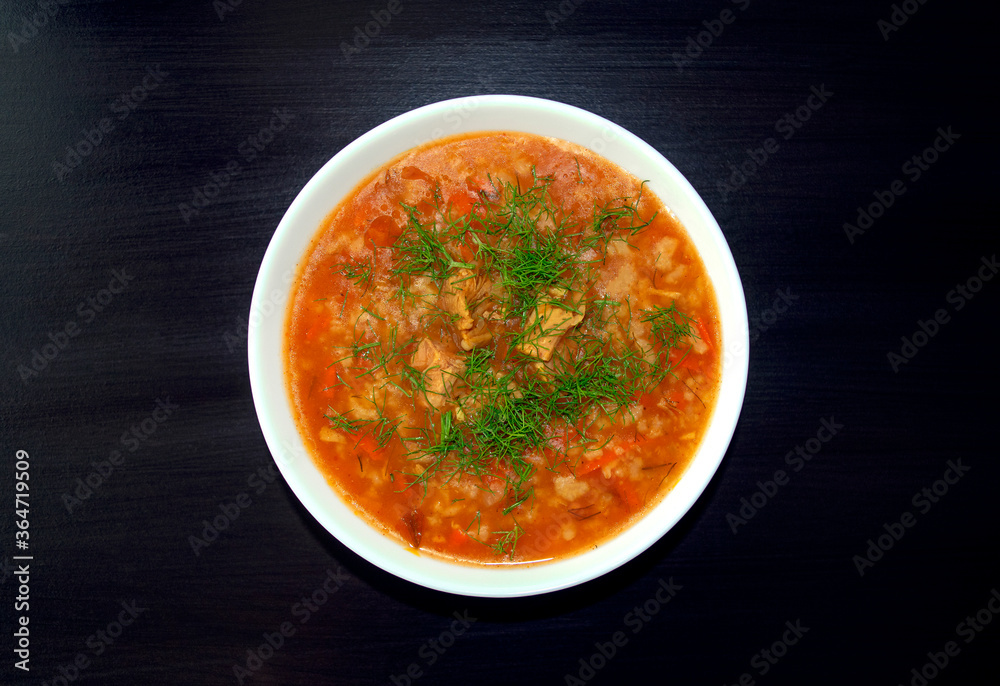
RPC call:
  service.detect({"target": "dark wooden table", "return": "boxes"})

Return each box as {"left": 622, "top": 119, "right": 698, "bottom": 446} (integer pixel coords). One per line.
{"left": 2, "top": 1, "right": 996, "bottom": 684}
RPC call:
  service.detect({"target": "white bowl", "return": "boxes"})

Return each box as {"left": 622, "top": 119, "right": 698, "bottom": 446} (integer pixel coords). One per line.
{"left": 249, "top": 95, "right": 749, "bottom": 597}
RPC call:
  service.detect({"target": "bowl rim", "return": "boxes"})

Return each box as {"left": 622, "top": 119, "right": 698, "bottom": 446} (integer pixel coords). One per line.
{"left": 249, "top": 94, "right": 749, "bottom": 597}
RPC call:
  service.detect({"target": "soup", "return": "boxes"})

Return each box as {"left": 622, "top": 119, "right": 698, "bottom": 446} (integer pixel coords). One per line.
{"left": 286, "top": 131, "right": 720, "bottom": 564}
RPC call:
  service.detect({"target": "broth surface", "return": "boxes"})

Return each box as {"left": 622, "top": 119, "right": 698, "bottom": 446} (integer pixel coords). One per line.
{"left": 286, "top": 132, "right": 720, "bottom": 564}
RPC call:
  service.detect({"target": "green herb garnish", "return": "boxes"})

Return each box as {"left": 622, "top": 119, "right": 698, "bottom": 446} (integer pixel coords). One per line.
{"left": 323, "top": 169, "right": 699, "bottom": 560}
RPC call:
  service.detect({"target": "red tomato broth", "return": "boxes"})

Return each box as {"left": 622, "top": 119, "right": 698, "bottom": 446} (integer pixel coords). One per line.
{"left": 286, "top": 132, "right": 721, "bottom": 565}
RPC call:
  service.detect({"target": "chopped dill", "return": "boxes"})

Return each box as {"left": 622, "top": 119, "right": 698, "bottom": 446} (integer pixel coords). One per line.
{"left": 483, "top": 519, "right": 523, "bottom": 560}
{"left": 323, "top": 408, "right": 365, "bottom": 434}
{"left": 317, "top": 167, "right": 698, "bottom": 560}
{"left": 641, "top": 302, "right": 698, "bottom": 351}
{"left": 333, "top": 253, "right": 375, "bottom": 292}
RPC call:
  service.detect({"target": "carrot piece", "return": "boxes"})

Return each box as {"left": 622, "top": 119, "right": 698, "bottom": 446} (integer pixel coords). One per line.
{"left": 449, "top": 526, "right": 470, "bottom": 548}
{"left": 304, "top": 314, "right": 331, "bottom": 341}
{"left": 320, "top": 365, "right": 342, "bottom": 392}
{"left": 356, "top": 433, "right": 388, "bottom": 459}
{"left": 612, "top": 476, "right": 642, "bottom": 511}
{"left": 695, "top": 317, "right": 714, "bottom": 349}
{"left": 576, "top": 450, "right": 620, "bottom": 476}
{"left": 450, "top": 193, "right": 474, "bottom": 217}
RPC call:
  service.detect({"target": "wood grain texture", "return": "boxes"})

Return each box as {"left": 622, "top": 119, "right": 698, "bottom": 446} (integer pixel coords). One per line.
{"left": 1, "top": 0, "right": 996, "bottom": 684}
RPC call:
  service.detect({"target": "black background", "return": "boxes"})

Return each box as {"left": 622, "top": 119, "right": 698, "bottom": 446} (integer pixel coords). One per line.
{"left": 1, "top": 1, "right": 997, "bottom": 684}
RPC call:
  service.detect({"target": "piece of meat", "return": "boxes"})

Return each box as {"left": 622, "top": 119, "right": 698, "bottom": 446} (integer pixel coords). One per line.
{"left": 516, "top": 287, "right": 586, "bottom": 361}
{"left": 460, "top": 318, "right": 492, "bottom": 351}
{"left": 410, "top": 338, "right": 463, "bottom": 408}
{"left": 440, "top": 269, "right": 476, "bottom": 331}
{"left": 440, "top": 268, "right": 493, "bottom": 350}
